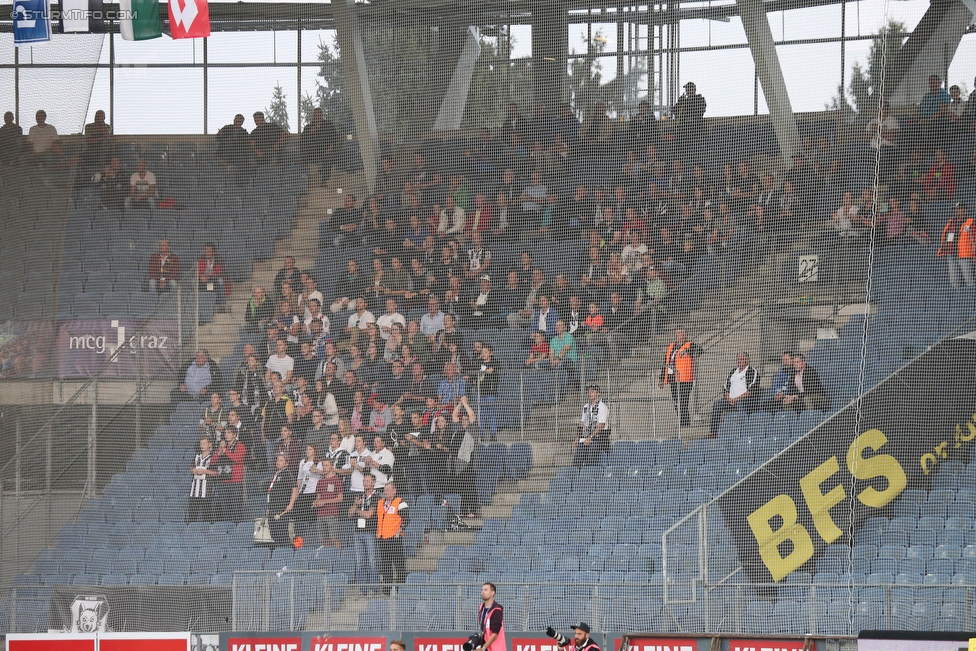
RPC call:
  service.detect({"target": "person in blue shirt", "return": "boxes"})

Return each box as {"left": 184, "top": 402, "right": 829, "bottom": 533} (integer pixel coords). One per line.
{"left": 919, "top": 74, "right": 952, "bottom": 152}
{"left": 761, "top": 351, "right": 794, "bottom": 412}
{"left": 437, "top": 362, "right": 467, "bottom": 407}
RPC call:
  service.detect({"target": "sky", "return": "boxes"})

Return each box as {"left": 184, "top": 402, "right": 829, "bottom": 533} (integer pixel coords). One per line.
{"left": 0, "top": 0, "right": 973, "bottom": 134}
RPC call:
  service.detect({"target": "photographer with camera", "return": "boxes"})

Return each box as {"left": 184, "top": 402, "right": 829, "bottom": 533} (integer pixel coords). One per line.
{"left": 573, "top": 385, "right": 610, "bottom": 467}
{"left": 545, "top": 623, "right": 600, "bottom": 651}
{"left": 211, "top": 426, "right": 247, "bottom": 522}
{"left": 466, "top": 582, "right": 505, "bottom": 651}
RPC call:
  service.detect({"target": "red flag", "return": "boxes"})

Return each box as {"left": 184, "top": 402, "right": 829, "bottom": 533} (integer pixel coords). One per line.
{"left": 168, "top": 0, "right": 209, "bottom": 38}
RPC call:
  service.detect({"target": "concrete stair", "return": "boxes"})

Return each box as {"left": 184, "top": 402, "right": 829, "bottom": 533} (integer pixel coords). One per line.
{"left": 198, "top": 168, "right": 368, "bottom": 360}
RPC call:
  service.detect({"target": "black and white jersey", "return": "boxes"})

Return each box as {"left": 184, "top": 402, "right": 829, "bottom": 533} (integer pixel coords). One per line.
{"left": 580, "top": 400, "right": 610, "bottom": 438}
{"left": 190, "top": 453, "right": 212, "bottom": 499}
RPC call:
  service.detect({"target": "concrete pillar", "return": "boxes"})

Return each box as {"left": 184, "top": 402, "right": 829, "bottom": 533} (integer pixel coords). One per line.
{"left": 333, "top": 0, "right": 380, "bottom": 193}
{"left": 886, "top": 0, "right": 974, "bottom": 108}
{"left": 532, "top": 1, "right": 568, "bottom": 109}
{"left": 432, "top": 26, "right": 483, "bottom": 132}
{"left": 736, "top": 0, "right": 800, "bottom": 163}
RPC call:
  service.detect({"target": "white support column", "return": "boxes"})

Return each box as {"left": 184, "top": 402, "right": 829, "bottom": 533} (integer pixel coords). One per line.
{"left": 736, "top": 0, "right": 800, "bottom": 163}
{"left": 432, "top": 26, "right": 482, "bottom": 132}
{"left": 333, "top": 0, "right": 380, "bottom": 193}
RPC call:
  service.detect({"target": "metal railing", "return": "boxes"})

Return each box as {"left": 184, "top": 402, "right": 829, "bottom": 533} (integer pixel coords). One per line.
{"left": 223, "top": 574, "right": 974, "bottom": 635}
{"left": 0, "top": 282, "right": 197, "bottom": 589}
{"left": 660, "top": 311, "right": 976, "bottom": 623}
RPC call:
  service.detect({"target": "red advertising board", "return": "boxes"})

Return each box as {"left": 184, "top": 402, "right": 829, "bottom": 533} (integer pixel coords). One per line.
{"left": 309, "top": 636, "right": 388, "bottom": 651}
{"left": 729, "top": 641, "right": 806, "bottom": 651}
{"left": 613, "top": 639, "right": 697, "bottom": 651}
{"left": 414, "top": 637, "right": 468, "bottom": 651}
{"left": 226, "top": 637, "right": 302, "bottom": 651}
{"left": 5, "top": 634, "right": 96, "bottom": 651}
{"left": 511, "top": 638, "right": 564, "bottom": 651}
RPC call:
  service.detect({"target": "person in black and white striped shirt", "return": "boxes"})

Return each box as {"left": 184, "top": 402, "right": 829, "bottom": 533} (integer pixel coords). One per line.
{"left": 189, "top": 437, "right": 218, "bottom": 523}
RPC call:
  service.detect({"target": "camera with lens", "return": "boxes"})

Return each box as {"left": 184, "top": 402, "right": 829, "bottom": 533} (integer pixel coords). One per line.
{"left": 462, "top": 635, "right": 485, "bottom": 651}
{"left": 545, "top": 628, "right": 568, "bottom": 647}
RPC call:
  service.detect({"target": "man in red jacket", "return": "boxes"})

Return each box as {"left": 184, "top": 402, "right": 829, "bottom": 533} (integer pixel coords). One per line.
{"left": 211, "top": 427, "right": 248, "bottom": 522}
{"left": 197, "top": 242, "right": 230, "bottom": 313}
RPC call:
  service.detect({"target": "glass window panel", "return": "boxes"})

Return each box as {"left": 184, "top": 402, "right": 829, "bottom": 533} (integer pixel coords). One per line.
{"left": 207, "top": 30, "right": 296, "bottom": 64}
{"left": 115, "top": 67, "right": 203, "bottom": 134}
{"left": 777, "top": 43, "right": 842, "bottom": 113}
{"left": 207, "top": 67, "right": 297, "bottom": 134}
{"left": 114, "top": 34, "right": 200, "bottom": 64}
{"left": 678, "top": 48, "right": 755, "bottom": 117}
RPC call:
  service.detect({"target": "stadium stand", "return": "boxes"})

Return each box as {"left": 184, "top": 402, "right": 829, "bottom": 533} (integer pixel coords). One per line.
{"left": 1, "top": 95, "right": 976, "bottom": 636}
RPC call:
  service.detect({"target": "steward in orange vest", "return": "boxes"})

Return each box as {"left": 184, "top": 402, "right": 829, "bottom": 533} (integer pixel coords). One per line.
{"left": 376, "top": 482, "right": 409, "bottom": 590}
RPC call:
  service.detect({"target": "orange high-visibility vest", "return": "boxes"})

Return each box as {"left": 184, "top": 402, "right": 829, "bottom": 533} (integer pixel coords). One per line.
{"left": 664, "top": 341, "right": 695, "bottom": 384}
{"left": 376, "top": 497, "right": 403, "bottom": 539}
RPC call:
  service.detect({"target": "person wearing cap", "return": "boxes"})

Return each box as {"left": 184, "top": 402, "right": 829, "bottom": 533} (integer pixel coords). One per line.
{"left": 574, "top": 385, "right": 610, "bottom": 467}
{"left": 545, "top": 622, "right": 601, "bottom": 651}
{"left": 673, "top": 81, "right": 707, "bottom": 161}
{"left": 937, "top": 202, "right": 974, "bottom": 287}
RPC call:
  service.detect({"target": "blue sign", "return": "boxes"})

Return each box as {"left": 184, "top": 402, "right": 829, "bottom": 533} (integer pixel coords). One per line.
{"left": 13, "top": 0, "right": 51, "bottom": 44}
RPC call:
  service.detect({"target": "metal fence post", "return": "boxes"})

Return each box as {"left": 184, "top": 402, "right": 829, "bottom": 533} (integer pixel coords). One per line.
{"left": 519, "top": 372, "right": 525, "bottom": 439}
{"left": 84, "top": 377, "right": 98, "bottom": 499}
{"left": 323, "top": 572, "right": 332, "bottom": 630}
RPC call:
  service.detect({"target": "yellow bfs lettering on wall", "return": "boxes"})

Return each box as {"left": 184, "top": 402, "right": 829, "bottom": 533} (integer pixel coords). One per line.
{"left": 746, "top": 429, "right": 907, "bottom": 582}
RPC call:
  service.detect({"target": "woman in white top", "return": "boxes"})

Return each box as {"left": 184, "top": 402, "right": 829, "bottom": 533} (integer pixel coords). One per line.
{"left": 833, "top": 191, "right": 862, "bottom": 237}
{"left": 290, "top": 444, "right": 325, "bottom": 524}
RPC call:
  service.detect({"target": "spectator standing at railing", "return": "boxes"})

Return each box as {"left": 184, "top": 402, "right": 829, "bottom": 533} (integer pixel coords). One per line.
{"left": 251, "top": 111, "right": 286, "bottom": 165}
{"left": 450, "top": 398, "right": 479, "bottom": 515}
{"left": 376, "top": 481, "right": 409, "bottom": 592}
{"left": 672, "top": 82, "right": 706, "bottom": 161}
{"left": 212, "top": 426, "right": 247, "bottom": 522}
{"left": 574, "top": 384, "right": 610, "bottom": 467}
{"left": 347, "top": 472, "right": 380, "bottom": 592}
{"left": 199, "top": 391, "right": 227, "bottom": 443}
{"left": 188, "top": 436, "right": 216, "bottom": 523}
{"left": 300, "top": 107, "right": 339, "bottom": 186}
{"left": 313, "top": 458, "right": 344, "bottom": 551}
{"left": 937, "top": 202, "right": 974, "bottom": 288}
{"left": 658, "top": 327, "right": 699, "bottom": 428}
{"left": 265, "top": 452, "right": 298, "bottom": 548}
{"left": 918, "top": 74, "right": 952, "bottom": 152}
{"left": 474, "top": 344, "right": 500, "bottom": 442}
{"left": 26, "top": 109, "right": 62, "bottom": 167}
{"left": 0, "top": 111, "right": 23, "bottom": 165}
{"left": 217, "top": 113, "right": 249, "bottom": 169}
{"left": 82, "top": 109, "right": 112, "bottom": 168}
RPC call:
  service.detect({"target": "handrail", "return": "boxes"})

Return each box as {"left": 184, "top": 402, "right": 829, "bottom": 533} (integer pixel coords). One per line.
{"left": 662, "top": 309, "right": 976, "bottom": 601}
{"left": 0, "top": 286, "right": 185, "bottom": 480}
